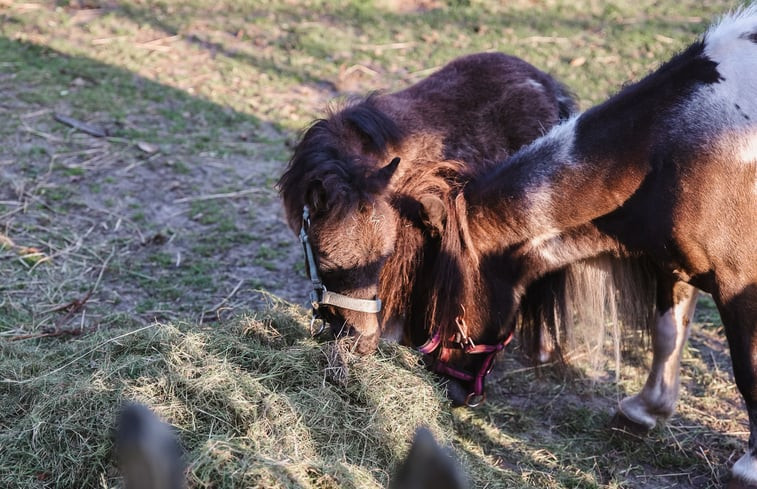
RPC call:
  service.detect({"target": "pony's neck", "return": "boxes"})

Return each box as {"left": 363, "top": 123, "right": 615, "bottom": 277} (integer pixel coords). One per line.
{"left": 464, "top": 116, "right": 650, "bottom": 257}
{"left": 463, "top": 40, "right": 719, "bottom": 255}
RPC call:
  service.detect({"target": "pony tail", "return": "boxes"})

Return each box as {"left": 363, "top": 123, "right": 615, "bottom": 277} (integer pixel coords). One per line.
{"left": 517, "top": 255, "right": 657, "bottom": 375}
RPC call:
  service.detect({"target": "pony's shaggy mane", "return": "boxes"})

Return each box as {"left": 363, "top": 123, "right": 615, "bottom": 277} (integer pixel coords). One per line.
{"left": 379, "top": 159, "right": 477, "bottom": 329}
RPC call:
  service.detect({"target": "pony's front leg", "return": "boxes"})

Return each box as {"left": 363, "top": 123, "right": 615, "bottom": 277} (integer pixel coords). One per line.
{"left": 616, "top": 280, "right": 698, "bottom": 431}
{"left": 717, "top": 284, "right": 757, "bottom": 489}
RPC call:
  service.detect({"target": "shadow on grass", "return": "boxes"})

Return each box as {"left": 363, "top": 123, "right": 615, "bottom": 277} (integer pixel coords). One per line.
{"left": 0, "top": 34, "right": 309, "bottom": 327}
{"left": 0, "top": 35, "right": 265, "bottom": 140}
{"left": 51, "top": 0, "right": 729, "bottom": 107}
{"left": 462, "top": 326, "right": 741, "bottom": 489}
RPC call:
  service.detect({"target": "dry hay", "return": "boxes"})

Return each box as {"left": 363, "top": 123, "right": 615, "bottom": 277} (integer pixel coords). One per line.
{"left": 0, "top": 304, "right": 450, "bottom": 489}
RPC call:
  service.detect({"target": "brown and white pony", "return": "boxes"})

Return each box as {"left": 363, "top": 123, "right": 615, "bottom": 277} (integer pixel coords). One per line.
{"left": 418, "top": 7, "right": 757, "bottom": 485}
{"left": 278, "top": 52, "right": 577, "bottom": 357}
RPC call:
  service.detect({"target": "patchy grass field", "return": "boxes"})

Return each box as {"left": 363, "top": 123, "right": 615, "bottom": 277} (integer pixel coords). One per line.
{"left": 0, "top": 0, "right": 746, "bottom": 488}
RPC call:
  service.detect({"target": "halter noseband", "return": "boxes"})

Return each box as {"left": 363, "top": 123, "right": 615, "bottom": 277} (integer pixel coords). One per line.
{"left": 418, "top": 311, "right": 514, "bottom": 407}
{"left": 299, "top": 206, "right": 382, "bottom": 333}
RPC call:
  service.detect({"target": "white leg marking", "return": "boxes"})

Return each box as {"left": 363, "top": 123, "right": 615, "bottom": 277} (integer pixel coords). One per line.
{"left": 618, "top": 392, "right": 658, "bottom": 430}
{"left": 733, "top": 451, "right": 757, "bottom": 484}
{"left": 737, "top": 131, "right": 757, "bottom": 165}
{"left": 619, "top": 288, "right": 699, "bottom": 428}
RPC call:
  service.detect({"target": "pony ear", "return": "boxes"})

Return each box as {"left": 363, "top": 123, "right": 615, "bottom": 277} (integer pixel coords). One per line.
{"left": 371, "top": 157, "right": 401, "bottom": 191}
{"left": 306, "top": 179, "right": 328, "bottom": 214}
{"left": 419, "top": 194, "right": 446, "bottom": 235}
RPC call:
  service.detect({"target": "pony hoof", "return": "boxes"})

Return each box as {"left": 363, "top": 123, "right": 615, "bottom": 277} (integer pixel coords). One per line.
{"left": 609, "top": 411, "right": 652, "bottom": 436}
{"left": 727, "top": 477, "right": 757, "bottom": 489}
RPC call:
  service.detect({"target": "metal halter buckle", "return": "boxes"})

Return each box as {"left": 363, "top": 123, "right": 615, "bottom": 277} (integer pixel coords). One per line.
{"left": 417, "top": 305, "right": 515, "bottom": 407}
{"left": 465, "top": 391, "right": 486, "bottom": 408}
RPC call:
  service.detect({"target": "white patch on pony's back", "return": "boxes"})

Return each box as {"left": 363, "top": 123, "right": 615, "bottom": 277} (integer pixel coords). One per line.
{"left": 525, "top": 184, "right": 555, "bottom": 227}
{"left": 520, "top": 115, "right": 579, "bottom": 232}
{"left": 671, "top": 7, "right": 757, "bottom": 160}
{"left": 525, "top": 78, "right": 544, "bottom": 91}
{"left": 738, "top": 130, "right": 757, "bottom": 165}
{"left": 513, "top": 78, "right": 545, "bottom": 93}
{"left": 702, "top": 5, "right": 757, "bottom": 119}
{"left": 544, "top": 115, "right": 579, "bottom": 157}
{"left": 705, "top": 3, "right": 757, "bottom": 50}
{"left": 707, "top": 128, "right": 757, "bottom": 191}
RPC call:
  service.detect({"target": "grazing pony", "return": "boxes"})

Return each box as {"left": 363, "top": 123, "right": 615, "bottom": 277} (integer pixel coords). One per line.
{"left": 417, "top": 6, "right": 757, "bottom": 485}
{"left": 278, "top": 52, "right": 577, "bottom": 357}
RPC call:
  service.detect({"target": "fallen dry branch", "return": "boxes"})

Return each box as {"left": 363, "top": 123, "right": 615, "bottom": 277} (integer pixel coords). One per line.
{"left": 173, "top": 188, "right": 271, "bottom": 204}
{"left": 8, "top": 323, "right": 93, "bottom": 341}
{"left": 53, "top": 113, "right": 108, "bottom": 138}
{"left": 200, "top": 279, "right": 245, "bottom": 323}
{"left": 49, "top": 289, "right": 92, "bottom": 329}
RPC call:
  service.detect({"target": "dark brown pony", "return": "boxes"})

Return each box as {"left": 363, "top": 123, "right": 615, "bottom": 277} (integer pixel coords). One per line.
{"left": 418, "top": 7, "right": 757, "bottom": 485}
{"left": 278, "top": 52, "right": 576, "bottom": 356}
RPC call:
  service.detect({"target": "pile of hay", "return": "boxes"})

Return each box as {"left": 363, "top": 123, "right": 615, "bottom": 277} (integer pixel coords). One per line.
{"left": 0, "top": 304, "right": 452, "bottom": 488}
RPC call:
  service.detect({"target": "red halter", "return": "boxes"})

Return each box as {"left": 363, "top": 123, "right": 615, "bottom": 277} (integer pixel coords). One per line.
{"left": 417, "top": 313, "right": 514, "bottom": 407}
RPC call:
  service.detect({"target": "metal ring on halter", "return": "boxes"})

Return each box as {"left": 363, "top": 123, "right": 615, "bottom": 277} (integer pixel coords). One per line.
{"left": 465, "top": 391, "right": 486, "bottom": 408}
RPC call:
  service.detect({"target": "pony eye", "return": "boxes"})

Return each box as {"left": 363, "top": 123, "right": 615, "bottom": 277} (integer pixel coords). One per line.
{"left": 316, "top": 255, "right": 338, "bottom": 272}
